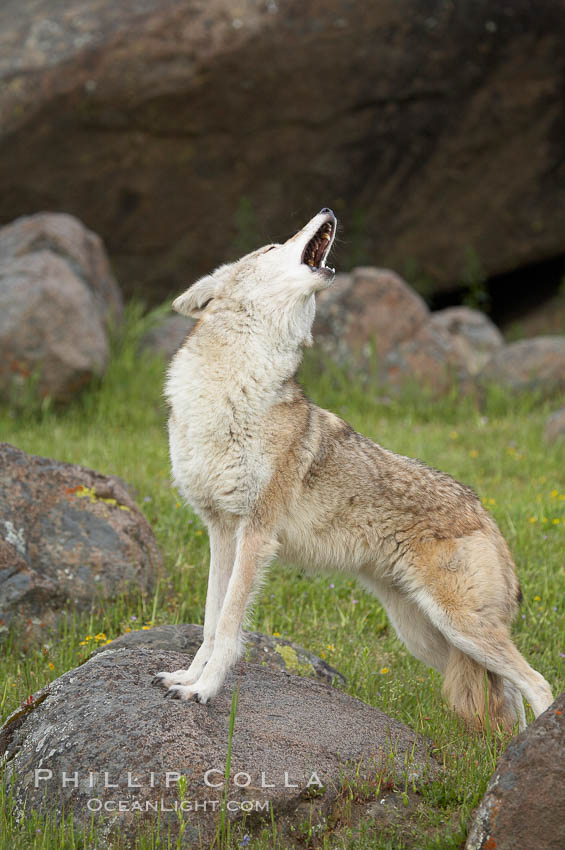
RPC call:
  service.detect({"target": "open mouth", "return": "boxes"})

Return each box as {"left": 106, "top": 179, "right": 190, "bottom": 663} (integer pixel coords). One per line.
{"left": 301, "top": 217, "right": 336, "bottom": 275}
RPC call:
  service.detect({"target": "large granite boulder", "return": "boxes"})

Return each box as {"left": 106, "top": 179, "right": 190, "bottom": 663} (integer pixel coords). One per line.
{"left": 89, "top": 623, "right": 346, "bottom": 687}
{"left": 0, "top": 213, "right": 123, "bottom": 403}
{"left": 465, "top": 691, "right": 565, "bottom": 850}
{"left": 0, "top": 444, "right": 160, "bottom": 641}
{"left": 1, "top": 1, "right": 564, "bottom": 302}
{"left": 0, "top": 644, "right": 440, "bottom": 847}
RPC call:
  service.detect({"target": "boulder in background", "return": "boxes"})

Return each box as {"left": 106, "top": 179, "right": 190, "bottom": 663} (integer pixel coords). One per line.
{"left": 0, "top": 213, "right": 123, "bottom": 403}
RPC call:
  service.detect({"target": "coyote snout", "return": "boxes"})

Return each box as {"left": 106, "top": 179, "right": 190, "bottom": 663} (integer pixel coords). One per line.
{"left": 154, "top": 210, "right": 553, "bottom": 732}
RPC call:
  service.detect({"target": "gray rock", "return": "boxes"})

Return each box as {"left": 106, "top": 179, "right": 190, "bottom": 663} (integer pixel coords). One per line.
{"left": 314, "top": 269, "right": 492, "bottom": 395}
{"left": 544, "top": 407, "right": 565, "bottom": 443}
{"left": 382, "top": 321, "right": 472, "bottom": 396}
{"left": 0, "top": 250, "right": 110, "bottom": 403}
{"left": 0, "top": 443, "right": 161, "bottom": 642}
{"left": 479, "top": 336, "right": 565, "bottom": 394}
{"left": 428, "top": 306, "right": 504, "bottom": 375}
{"left": 314, "top": 267, "right": 429, "bottom": 365}
{"left": 0, "top": 213, "right": 123, "bottom": 403}
{"left": 0, "top": 645, "right": 440, "bottom": 847}
{"left": 90, "top": 623, "right": 346, "bottom": 686}
{"left": 465, "top": 691, "right": 565, "bottom": 850}
{"left": 0, "top": 212, "right": 123, "bottom": 331}
{"left": 139, "top": 313, "right": 195, "bottom": 361}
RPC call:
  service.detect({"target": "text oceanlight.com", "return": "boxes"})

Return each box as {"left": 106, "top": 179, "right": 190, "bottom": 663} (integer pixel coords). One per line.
{"left": 85, "top": 799, "right": 271, "bottom": 813}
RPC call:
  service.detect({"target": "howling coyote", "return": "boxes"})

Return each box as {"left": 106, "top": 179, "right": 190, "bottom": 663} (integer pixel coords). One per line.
{"left": 154, "top": 209, "right": 553, "bottom": 732}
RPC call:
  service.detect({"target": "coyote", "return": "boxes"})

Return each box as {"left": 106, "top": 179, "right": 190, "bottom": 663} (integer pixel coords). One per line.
{"left": 154, "top": 209, "right": 553, "bottom": 731}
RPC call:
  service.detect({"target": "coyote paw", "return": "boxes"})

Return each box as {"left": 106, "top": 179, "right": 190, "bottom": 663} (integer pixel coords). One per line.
{"left": 152, "top": 669, "right": 196, "bottom": 689}
{"left": 164, "top": 682, "right": 212, "bottom": 704}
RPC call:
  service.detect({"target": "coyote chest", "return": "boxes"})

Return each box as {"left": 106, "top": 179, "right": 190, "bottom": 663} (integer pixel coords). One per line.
{"left": 166, "top": 345, "right": 273, "bottom": 517}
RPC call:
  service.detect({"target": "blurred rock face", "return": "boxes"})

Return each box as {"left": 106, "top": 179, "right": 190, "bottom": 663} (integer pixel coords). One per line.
{"left": 0, "top": 213, "right": 122, "bottom": 403}
{"left": 0, "top": 0, "right": 564, "bottom": 303}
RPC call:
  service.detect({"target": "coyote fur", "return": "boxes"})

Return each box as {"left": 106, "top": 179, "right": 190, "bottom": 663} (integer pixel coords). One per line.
{"left": 154, "top": 209, "right": 553, "bottom": 732}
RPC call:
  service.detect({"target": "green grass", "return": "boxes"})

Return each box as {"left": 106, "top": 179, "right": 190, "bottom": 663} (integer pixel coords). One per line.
{"left": 1, "top": 305, "right": 564, "bottom": 849}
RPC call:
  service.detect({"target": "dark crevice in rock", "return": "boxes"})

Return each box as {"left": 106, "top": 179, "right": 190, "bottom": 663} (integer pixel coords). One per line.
{"left": 429, "top": 252, "right": 565, "bottom": 328}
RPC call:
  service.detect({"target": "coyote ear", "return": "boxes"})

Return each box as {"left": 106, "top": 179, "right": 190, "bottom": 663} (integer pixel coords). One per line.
{"left": 172, "top": 276, "right": 217, "bottom": 318}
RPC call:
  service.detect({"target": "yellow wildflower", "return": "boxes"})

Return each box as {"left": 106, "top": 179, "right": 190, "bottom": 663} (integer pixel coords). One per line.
{"left": 380, "top": 667, "right": 390, "bottom": 674}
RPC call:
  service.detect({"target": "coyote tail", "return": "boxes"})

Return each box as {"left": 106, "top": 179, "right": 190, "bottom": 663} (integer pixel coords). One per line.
{"left": 442, "top": 647, "right": 518, "bottom": 733}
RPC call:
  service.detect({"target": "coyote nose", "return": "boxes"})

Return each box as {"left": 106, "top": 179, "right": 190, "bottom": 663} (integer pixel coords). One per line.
{"left": 320, "top": 207, "right": 334, "bottom": 216}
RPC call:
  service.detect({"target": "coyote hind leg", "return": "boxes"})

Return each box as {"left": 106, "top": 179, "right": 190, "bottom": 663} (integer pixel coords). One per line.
{"left": 360, "top": 577, "right": 450, "bottom": 673}
{"left": 431, "top": 605, "right": 553, "bottom": 723}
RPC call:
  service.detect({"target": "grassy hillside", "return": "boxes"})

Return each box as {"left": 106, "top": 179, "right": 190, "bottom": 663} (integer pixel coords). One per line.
{"left": 1, "top": 305, "right": 563, "bottom": 849}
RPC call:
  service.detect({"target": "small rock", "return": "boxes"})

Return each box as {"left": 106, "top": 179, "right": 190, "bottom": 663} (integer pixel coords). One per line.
{"left": 479, "top": 336, "right": 565, "bottom": 394}
{"left": 0, "top": 443, "right": 161, "bottom": 641}
{"left": 139, "top": 313, "right": 195, "bottom": 360}
{"left": 428, "top": 306, "right": 503, "bottom": 375}
{"left": 314, "top": 267, "right": 429, "bottom": 364}
{"left": 544, "top": 407, "right": 565, "bottom": 443}
{"left": 465, "top": 691, "right": 565, "bottom": 850}
{"left": 383, "top": 322, "right": 471, "bottom": 395}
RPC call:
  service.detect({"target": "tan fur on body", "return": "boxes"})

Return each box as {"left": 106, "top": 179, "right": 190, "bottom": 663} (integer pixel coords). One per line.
{"left": 154, "top": 210, "right": 553, "bottom": 732}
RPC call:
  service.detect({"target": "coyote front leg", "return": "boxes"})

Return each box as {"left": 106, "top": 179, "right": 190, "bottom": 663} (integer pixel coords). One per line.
{"left": 162, "top": 525, "right": 278, "bottom": 703}
{"left": 152, "top": 519, "right": 236, "bottom": 690}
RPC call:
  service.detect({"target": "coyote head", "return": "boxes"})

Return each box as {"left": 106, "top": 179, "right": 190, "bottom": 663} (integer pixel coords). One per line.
{"left": 172, "top": 209, "right": 336, "bottom": 346}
